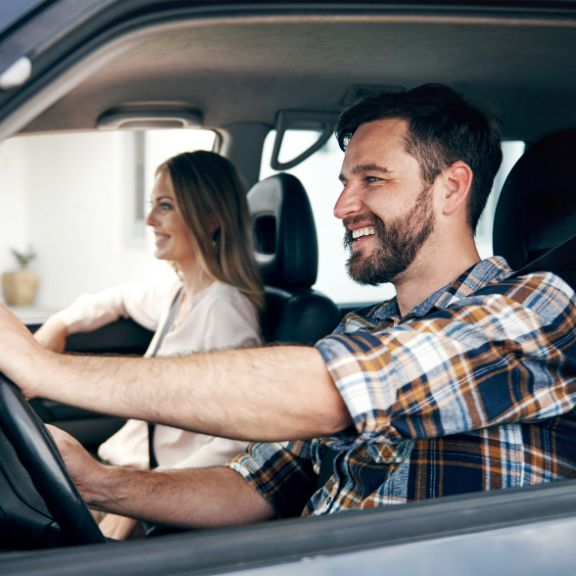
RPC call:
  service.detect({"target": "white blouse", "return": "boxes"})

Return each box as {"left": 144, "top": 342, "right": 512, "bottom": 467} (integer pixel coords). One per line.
{"left": 52, "top": 278, "right": 261, "bottom": 469}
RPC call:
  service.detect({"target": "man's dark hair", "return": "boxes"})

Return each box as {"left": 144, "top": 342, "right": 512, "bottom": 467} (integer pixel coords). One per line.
{"left": 336, "top": 84, "right": 503, "bottom": 232}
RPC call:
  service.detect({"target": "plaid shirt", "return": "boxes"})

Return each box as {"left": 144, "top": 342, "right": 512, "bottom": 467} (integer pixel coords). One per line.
{"left": 229, "top": 257, "right": 576, "bottom": 517}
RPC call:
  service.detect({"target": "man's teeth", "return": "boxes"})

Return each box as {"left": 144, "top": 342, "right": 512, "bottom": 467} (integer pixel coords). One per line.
{"left": 352, "top": 226, "right": 376, "bottom": 239}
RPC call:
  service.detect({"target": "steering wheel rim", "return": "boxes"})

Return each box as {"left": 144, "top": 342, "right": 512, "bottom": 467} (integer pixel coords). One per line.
{"left": 0, "top": 374, "right": 106, "bottom": 546}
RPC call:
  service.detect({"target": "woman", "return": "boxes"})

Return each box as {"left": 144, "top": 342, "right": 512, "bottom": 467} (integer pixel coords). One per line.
{"left": 34, "top": 151, "right": 263, "bottom": 538}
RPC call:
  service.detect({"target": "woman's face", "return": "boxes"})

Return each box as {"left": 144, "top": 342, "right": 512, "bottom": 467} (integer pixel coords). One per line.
{"left": 146, "top": 171, "right": 197, "bottom": 267}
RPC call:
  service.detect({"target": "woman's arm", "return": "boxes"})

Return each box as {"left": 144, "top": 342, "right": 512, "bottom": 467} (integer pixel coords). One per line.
{"left": 33, "top": 282, "right": 175, "bottom": 352}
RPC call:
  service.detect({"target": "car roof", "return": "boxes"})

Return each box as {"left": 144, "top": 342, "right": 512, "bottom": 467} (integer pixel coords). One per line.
{"left": 1, "top": 0, "right": 576, "bottom": 143}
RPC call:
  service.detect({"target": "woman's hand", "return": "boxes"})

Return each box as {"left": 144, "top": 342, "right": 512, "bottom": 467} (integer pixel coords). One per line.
{"left": 98, "top": 513, "right": 142, "bottom": 540}
{"left": 34, "top": 317, "right": 69, "bottom": 353}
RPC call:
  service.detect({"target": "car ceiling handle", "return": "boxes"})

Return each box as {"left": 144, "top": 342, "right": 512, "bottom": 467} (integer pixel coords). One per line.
{"left": 0, "top": 57, "right": 32, "bottom": 90}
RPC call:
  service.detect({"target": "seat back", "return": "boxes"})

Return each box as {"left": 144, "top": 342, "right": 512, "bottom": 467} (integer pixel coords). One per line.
{"left": 493, "top": 129, "right": 576, "bottom": 289}
{"left": 248, "top": 174, "right": 341, "bottom": 344}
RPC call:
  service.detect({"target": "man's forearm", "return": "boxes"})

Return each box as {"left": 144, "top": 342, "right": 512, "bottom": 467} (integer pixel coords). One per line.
{"left": 27, "top": 345, "right": 351, "bottom": 441}
{"left": 89, "top": 464, "right": 275, "bottom": 528}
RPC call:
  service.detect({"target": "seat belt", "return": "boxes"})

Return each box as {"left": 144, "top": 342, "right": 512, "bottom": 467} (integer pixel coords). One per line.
{"left": 513, "top": 231, "right": 576, "bottom": 282}
{"left": 147, "top": 288, "right": 183, "bottom": 470}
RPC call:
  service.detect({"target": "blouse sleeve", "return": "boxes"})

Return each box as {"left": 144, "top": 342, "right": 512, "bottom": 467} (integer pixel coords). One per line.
{"left": 163, "top": 435, "right": 250, "bottom": 470}
{"left": 50, "top": 280, "right": 178, "bottom": 335}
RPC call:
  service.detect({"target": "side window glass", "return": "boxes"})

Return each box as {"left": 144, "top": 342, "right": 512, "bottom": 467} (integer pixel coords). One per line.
{"left": 474, "top": 141, "right": 525, "bottom": 258}
{"left": 0, "top": 129, "right": 215, "bottom": 319}
{"left": 260, "top": 130, "right": 524, "bottom": 305}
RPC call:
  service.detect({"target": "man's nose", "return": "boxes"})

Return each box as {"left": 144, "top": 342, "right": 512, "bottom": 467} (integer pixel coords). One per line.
{"left": 333, "top": 184, "right": 363, "bottom": 220}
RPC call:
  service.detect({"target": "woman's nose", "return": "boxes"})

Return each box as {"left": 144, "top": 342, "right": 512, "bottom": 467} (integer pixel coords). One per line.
{"left": 145, "top": 206, "right": 156, "bottom": 227}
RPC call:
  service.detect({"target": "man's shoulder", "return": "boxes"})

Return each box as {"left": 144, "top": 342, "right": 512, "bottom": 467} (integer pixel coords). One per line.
{"left": 447, "top": 268, "right": 576, "bottom": 327}
{"left": 477, "top": 269, "right": 574, "bottom": 300}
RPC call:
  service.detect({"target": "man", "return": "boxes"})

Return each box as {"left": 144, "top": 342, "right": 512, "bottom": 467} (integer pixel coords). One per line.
{"left": 0, "top": 84, "right": 575, "bottom": 530}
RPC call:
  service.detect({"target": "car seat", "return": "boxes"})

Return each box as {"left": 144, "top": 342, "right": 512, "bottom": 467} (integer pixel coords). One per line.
{"left": 492, "top": 128, "right": 576, "bottom": 289}
{"left": 248, "top": 173, "right": 341, "bottom": 344}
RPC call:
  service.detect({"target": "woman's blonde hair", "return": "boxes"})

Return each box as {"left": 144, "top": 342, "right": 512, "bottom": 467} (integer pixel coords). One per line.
{"left": 156, "top": 151, "right": 263, "bottom": 311}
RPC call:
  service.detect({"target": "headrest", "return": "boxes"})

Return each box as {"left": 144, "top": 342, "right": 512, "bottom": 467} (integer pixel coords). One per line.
{"left": 248, "top": 174, "right": 318, "bottom": 289}
{"left": 493, "top": 129, "right": 576, "bottom": 270}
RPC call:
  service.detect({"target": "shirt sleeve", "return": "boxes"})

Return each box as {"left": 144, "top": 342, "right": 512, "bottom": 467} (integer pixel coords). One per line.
{"left": 315, "top": 272, "right": 576, "bottom": 455}
{"left": 228, "top": 440, "right": 318, "bottom": 518}
{"left": 50, "top": 280, "right": 177, "bottom": 334}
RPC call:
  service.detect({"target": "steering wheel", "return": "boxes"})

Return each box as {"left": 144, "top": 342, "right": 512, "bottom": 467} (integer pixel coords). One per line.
{"left": 0, "top": 373, "right": 106, "bottom": 547}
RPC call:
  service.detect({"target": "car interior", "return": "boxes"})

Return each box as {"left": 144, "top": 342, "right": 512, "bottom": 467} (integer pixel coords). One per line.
{"left": 1, "top": 1, "right": 576, "bottom": 573}
{"left": 493, "top": 128, "right": 576, "bottom": 287}
{"left": 248, "top": 173, "right": 341, "bottom": 344}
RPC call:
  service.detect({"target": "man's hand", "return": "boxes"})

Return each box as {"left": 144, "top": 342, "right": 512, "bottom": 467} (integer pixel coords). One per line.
{"left": 2, "top": 300, "right": 351, "bottom": 442}
{"left": 46, "top": 425, "right": 108, "bottom": 505}
{"left": 47, "top": 425, "right": 276, "bottom": 529}
{"left": 0, "top": 304, "right": 49, "bottom": 397}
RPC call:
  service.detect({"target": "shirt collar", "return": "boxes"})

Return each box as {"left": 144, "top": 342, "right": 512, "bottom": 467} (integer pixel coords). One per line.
{"left": 371, "top": 256, "right": 513, "bottom": 322}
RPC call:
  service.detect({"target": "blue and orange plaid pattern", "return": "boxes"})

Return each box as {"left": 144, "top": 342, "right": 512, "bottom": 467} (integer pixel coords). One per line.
{"left": 230, "top": 257, "right": 576, "bottom": 517}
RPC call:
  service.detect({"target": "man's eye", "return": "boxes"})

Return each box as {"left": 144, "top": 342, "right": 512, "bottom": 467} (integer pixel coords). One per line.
{"left": 366, "top": 176, "right": 381, "bottom": 183}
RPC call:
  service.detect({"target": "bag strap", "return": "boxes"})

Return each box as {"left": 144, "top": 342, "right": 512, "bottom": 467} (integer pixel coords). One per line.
{"left": 148, "top": 288, "right": 183, "bottom": 469}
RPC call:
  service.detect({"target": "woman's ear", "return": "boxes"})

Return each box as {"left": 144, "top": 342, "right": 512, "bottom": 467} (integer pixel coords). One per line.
{"left": 208, "top": 216, "right": 221, "bottom": 238}
{"left": 440, "top": 161, "right": 473, "bottom": 217}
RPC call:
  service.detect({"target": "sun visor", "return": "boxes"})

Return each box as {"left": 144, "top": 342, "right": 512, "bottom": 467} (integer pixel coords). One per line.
{"left": 97, "top": 103, "right": 203, "bottom": 130}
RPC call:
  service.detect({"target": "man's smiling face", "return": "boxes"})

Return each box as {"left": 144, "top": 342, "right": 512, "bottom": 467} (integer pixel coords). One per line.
{"left": 335, "top": 118, "right": 436, "bottom": 285}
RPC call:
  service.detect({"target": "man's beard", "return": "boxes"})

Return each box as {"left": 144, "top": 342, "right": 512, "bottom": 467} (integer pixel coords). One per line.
{"left": 344, "top": 186, "right": 435, "bottom": 285}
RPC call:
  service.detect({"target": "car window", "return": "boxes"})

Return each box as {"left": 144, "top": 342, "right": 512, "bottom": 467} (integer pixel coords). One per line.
{"left": 260, "top": 131, "right": 525, "bottom": 305}
{"left": 0, "top": 0, "right": 49, "bottom": 35}
{"left": 0, "top": 128, "right": 216, "bottom": 320}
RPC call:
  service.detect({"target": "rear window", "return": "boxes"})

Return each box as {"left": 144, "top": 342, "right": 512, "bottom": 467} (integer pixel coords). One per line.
{"left": 260, "top": 131, "right": 524, "bottom": 305}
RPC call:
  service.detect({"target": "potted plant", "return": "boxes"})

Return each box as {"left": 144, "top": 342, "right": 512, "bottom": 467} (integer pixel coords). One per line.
{"left": 2, "top": 247, "right": 39, "bottom": 306}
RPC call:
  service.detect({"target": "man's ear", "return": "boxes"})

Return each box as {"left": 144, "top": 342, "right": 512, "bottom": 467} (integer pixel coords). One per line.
{"left": 439, "top": 161, "right": 473, "bottom": 216}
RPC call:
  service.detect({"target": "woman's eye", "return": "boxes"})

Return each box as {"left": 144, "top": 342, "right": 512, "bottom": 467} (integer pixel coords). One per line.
{"left": 159, "top": 202, "right": 173, "bottom": 211}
